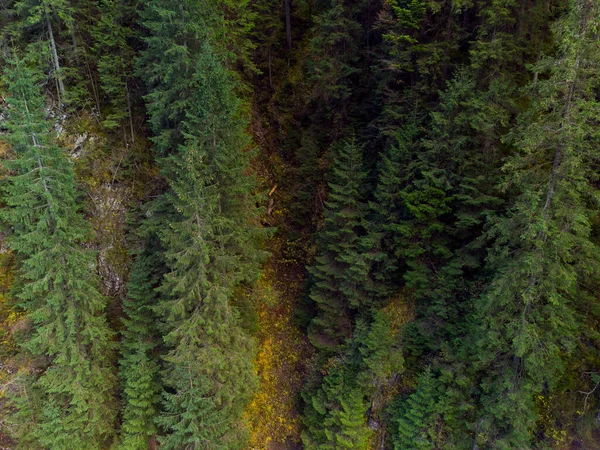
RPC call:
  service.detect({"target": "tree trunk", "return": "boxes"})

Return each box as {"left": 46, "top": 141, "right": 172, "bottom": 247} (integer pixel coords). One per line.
{"left": 46, "top": 14, "right": 65, "bottom": 104}
{"left": 285, "top": 0, "right": 292, "bottom": 50}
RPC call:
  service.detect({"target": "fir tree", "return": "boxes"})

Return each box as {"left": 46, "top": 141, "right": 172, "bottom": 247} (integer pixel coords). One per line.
{"left": 302, "top": 365, "right": 372, "bottom": 450}
{"left": 472, "top": 1, "right": 600, "bottom": 446}
{"left": 138, "top": 0, "right": 266, "bottom": 447}
{"left": 307, "top": 138, "right": 369, "bottom": 352}
{"left": 303, "top": 0, "right": 361, "bottom": 124}
{"left": 325, "top": 388, "right": 371, "bottom": 449}
{"left": 91, "top": 0, "right": 138, "bottom": 130}
{"left": 118, "top": 239, "right": 163, "bottom": 450}
{"left": 355, "top": 309, "right": 404, "bottom": 386}
{"left": 1, "top": 54, "right": 117, "bottom": 449}
{"left": 366, "top": 123, "right": 416, "bottom": 298}
{"left": 393, "top": 368, "right": 440, "bottom": 450}
{"left": 11, "top": 0, "right": 74, "bottom": 103}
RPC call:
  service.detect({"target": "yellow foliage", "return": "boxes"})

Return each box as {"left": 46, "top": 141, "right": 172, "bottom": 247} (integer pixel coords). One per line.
{"left": 383, "top": 292, "right": 415, "bottom": 336}
{"left": 0, "top": 140, "right": 11, "bottom": 160}
{"left": 0, "top": 251, "right": 20, "bottom": 391}
{"left": 534, "top": 393, "right": 571, "bottom": 449}
{"left": 243, "top": 253, "right": 313, "bottom": 449}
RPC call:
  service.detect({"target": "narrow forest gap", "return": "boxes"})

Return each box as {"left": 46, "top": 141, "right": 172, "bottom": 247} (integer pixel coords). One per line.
{"left": 244, "top": 237, "right": 313, "bottom": 449}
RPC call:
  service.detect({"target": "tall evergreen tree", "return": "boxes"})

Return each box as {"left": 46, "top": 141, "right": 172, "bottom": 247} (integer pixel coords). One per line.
{"left": 118, "top": 238, "right": 163, "bottom": 450}
{"left": 91, "top": 0, "right": 138, "bottom": 131}
{"left": 471, "top": 1, "right": 600, "bottom": 446}
{"left": 303, "top": 308, "right": 404, "bottom": 449}
{"left": 366, "top": 123, "right": 415, "bottom": 297}
{"left": 137, "top": 1, "right": 266, "bottom": 447}
{"left": 307, "top": 138, "right": 369, "bottom": 352}
{"left": 1, "top": 54, "right": 117, "bottom": 449}
{"left": 303, "top": 0, "right": 361, "bottom": 129}
{"left": 302, "top": 364, "right": 372, "bottom": 450}
{"left": 393, "top": 368, "right": 441, "bottom": 450}
{"left": 10, "top": 0, "right": 74, "bottom": 103}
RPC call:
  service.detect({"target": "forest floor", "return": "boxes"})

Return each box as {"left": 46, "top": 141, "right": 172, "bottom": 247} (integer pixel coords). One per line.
{"left": 244, "top": 233, "right": 314, "bottom": 450}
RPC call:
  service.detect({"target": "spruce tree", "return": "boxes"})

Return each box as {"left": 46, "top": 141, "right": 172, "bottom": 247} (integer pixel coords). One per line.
{"left": 374, "top": 0, "right": 467, "bottom": 135}
{"left": 138, "top": 1, "right": 266, "bottom": 447}
{"left": 355, "top": 309, "right": 404, "bottom": 386}
{"left": 91, "top": 0, "right": 138, "bottom": 130}
{"left": 118, "top": 240, "right": 163, "bottom": 450}
{"left": 325, "top": 388, "right": 371, "bottom": 449}
{"left": 307, "top": 138, "right": 369, "bottom": 352}
{"left": 302, "top": 365, "right": 372, "bottom": 450}
{"left": 11, "top": 0, "right": 99, "bottom": 108}
{"left": 393, "top": 368, "right": 440, "bottom": 450}
{"left": 303, "top": 0, "right": 361, "bottom": 126}
{"left": 366, "top": 123, "right": 416, "bottom": 298}
{"left": 11, "top": 0, "right": 74, "bottom": 102}
{"left": 471, "top": 1, "right": 600, "bottom": 446}
{"left": 1, "top": 54, "right": 117, "bottom": 449}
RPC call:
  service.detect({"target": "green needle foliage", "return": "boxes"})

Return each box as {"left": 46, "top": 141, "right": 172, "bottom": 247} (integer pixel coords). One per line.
{"left": 393, "top": 368, "right": 441, "bottom": 450}
{"left": 118, "top": 242, "right": 162, "bottom": 450}
{"left": 1, "top": 0, "right": 600, "bottom": 448}
{"left": 137, "top": 0, "right": 266, "bottom": 447}
{"left": 307, "top": 138, "right": 369, "bottom": 352}
{"left": 302, "top": 365, "right": 372, "bottom": 450}
{"left": 471, "top": 1, "right": 600, "bottom": 446}
{"left": 1, "top": 54, "right": 117, "bottom": 450}
{"left": 91, "top": 0, "right": 138, "bottom": 129}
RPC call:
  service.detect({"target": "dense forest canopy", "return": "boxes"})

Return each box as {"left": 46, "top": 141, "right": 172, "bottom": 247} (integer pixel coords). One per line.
{"left": 0, "top": 0, "right": 600, "bottom": 449}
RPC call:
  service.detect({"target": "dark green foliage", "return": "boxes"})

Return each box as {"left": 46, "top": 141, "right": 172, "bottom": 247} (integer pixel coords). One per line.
{"left": 303, "top": 308, "right": 403, "bottom": 449}
{"left": 307, "top": 139, "right": 369, "bottom": 351}
{"left": 303, "top": 1, "right": 361, "bottom": 123}
{"left": 374, "top": 0, "right": 467, "bottom": 132}
{"left": 393, "top": 368, "right": 441, "bottom": 450}
{"left": 137, "top": 0, "right": 266, "bottom": 447}
{"left": 354, "top": 310, "right": 404, "bottom": 385}
{"left": 366, "top": 123, "right": 415, "bottom": 296}
{"left": 118, "top": 244, "right": 162, "bottom": 449}
{"left": 2, "top": 0, "right": 600, "bottom": 448}
{"left": 302, "top": 365, "right": 372, "bottom": 450}
{"left": 9, "top": 0, "right": 97, "bottom": 108}
{"left": 91, "top": 0, "right": 138, "bottom": 129}
{"left": 1, "top": 55, "right": 117, "bottom": 449}
{"left": 470, "top": 1, "right": 600, "bottom": 446}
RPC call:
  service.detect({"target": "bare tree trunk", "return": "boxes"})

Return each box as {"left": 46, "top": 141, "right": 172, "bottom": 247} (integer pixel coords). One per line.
{"left": 285, "top": 0, "right": 292, "bottom": 50}
{"left": 127, "top": 86, "right": 135, "bottom": 144}
{"left": 543, "top": 55, "right": 579, "bottom": 212}
{"left": 268, "top": 50, "right": 273, "bottom": 90}
{"left": 46, "top": 14, "right": 65, "bottom": 104}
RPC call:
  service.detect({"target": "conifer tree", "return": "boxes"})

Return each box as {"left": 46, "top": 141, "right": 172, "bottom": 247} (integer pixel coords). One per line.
{"left": 366, "top": 123, "right": 416, "bottom": 297}
{"left": 355, "top": 309, "right": 404, "bottom": 386}
{"left": 393, "top": 368, "right": 440, "bottom": 450}
{"left": 303, "top": 310, "right": 404, "bottom": 449}
{"left": 11, "top": 0, "right": 74, "bottom": 103}
{"left": 374, "top": 0, "right": 466, "bottom": 134}
{"left": 10, "top": 0, "right": 99, "bottom": 108}
{"left": 1, "top": 54, "right": 117, "bottom": 449}
{"left": 303, "top": 0, "right": 361, "bottom": 126}
{"left": 401, "top": 72, "right": 502, "bottom": 349}
{"left": 91, "top": 0, "right": 138, "bottom": 130}
{"left": 302, "top": 365, "right": 372, "bottom": 450}
{"left": 138, "top": 1, "right": 266, "bottom": 447}
{"left": 307, "top": 138, "right": 369, "bottom": 351}
{"left": 471, "top": 1, "right": 600, "bottom": 446}
{"left": 325, "top": 388, "right": 371, "bottom": 449}
{"left": 118, "top": 240, "right": 163, "bottom": 450}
